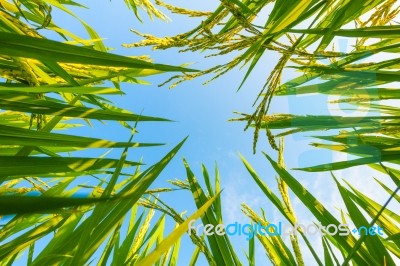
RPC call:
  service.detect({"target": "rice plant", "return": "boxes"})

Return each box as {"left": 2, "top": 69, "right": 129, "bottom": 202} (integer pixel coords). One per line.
{"left": 0, "top": 1, "right": 207, "bottom": 265}
{"left": 2, "top": 0, "right": 400, "bottom": 265}
{"left": 130, "top": 0, "right": 400, "bottom": 265}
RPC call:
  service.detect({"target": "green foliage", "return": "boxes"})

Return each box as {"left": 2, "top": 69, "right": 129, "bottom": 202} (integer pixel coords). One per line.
{"left": 0, "top": 1, "right": 201, "bottom": 265}
{"left": 2, "top": 0, "right": 400, "bottom": 265}
{"left": 131, "top": 0, "right": 400, "bottom": 265}
{"left": 154, "top": 161, "right": 242, "bottom": 266}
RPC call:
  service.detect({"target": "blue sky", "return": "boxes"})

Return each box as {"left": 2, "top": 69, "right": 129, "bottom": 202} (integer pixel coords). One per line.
{"left": 29, "top": 1, "right": 400, "bottom": 265}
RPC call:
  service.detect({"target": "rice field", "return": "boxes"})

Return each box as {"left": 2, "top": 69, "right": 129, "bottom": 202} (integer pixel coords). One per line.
{"left": 0, "top": 1, "right": 399, "bottom": 265}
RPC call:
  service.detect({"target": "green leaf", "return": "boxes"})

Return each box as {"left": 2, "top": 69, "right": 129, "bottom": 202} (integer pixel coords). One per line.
{"left": 0, "top": 95, "right": 170, "bottom": 122}
{"left": 0, "top": 124, "right": 162, "bottom": 149}
{"left": 0, "top": 86, "right": 122, "bottom": 95}
{"left": 0, "top": 32, "right": 197, "bottom": 72}
{"left": 0, "top": 195, "right": 112, "bottom": 215}
{"left": 0, "top": 156, "right": 139, "bottom": 178}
